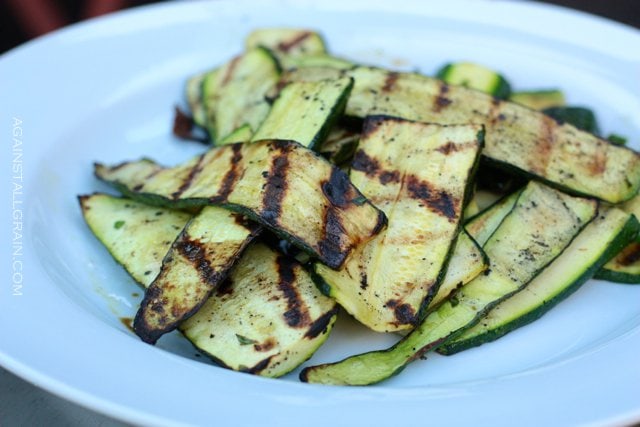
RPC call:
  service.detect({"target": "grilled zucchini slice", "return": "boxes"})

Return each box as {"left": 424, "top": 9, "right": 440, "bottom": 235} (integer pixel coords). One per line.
{"left": 180, "top": 243, "right": 338, "bottom": 377}
{"left": 245, "top": 28, "right": 327, "bottom": 69}
{"left": 436, "top": 62, "right": 511, "bottom": 99}
{"left": 202, "top": 47, "right": 280, "bottom": 144}
{"left": 440, "top": 207, "right": 639, "bottom": 354}
{"left": 313, "top": 117, "right": 483, "bottom": 332}
{"left": 78, "top": 194, "right": 191, "bottom": 286}
{"left": 133, "top": 206, "right": 260, "bottom": 343}
{"left": 251, "top": 78, "right": 353, "bottom": 149}
{"left": 94, "top": 140, "right": 386, "bottom": 269}
{"left": 596, "top": 194, "right": 640, "bottom": 283}
{"left": 510, "top": 89, "right": 566, "bottom": 110}
{"left": 277, "top": 65, "right": 640, "bottom": 203}
{"left": 300, "top": 182, "right": 597, "bottom": 385}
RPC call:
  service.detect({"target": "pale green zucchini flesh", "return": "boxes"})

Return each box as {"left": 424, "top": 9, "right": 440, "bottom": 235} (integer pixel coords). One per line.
{"left": 509, "top": 89, "right": 566, "bottom": 110}
{"left": 202, "top": 47, "right": 280, "bottom": 144}
{"left": 313, "top": 117, "right": 483, "bottom": 332}
{"left": 78, "top": 193, "right": 191, "bottom": 287}
{"left": 440, "top": 207, "right": 639, "bottom": 354}
{"left": 251, "top": 78, "right": 354, "bottom": 150}
{"left": 436, "top": 62, "right": 511, "bottom": 99}
{"left": 133, "top": 206, "right": 260, "bottom": 344}
{"left": 180, "top": 243, "right": 338, "bottom": 377}
{"left": 464, "top": 190, "right": 521, "bottom": 246}
{"left": 277, "top": 65, "right": 640, "bottom": 203}
{"left": 94, "top": 140, "right": 387, "bottom": 270}
{"left": 300, "top": 182, "right": 597, "bottom": 385}
{"left": 427, "top": 230, "right": 488, "bottom": 310}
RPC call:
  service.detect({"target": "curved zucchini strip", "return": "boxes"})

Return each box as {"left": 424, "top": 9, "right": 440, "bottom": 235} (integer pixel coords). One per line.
{"left": 465, "top": 190, "right": 521, "bottom": 246}
{"left": 509, "top": 89, "right": 566, "bottom": 110}
{"left": 202, "top": 47, "right": 280, "bottom": 144}
{"left": 245, "top": 28, "right": 327, "bottom": 69}
{"left": 427, "top": 230, "right": 488, "bottom": 310}
{"left": 180, "top": 243, "right": 338, "bottom": 377}
{"left": 440, "top": 208, "right": 640, "bottom": 354}
{"left": 595, "top": 241, "right": 640, "bottom": 284}
{"left": 278, "top": 66, "right": 640, "bottom": 203}
{"left": 251, "top": 78, "right": 353, "bottom": 150}
{"left": 78, "top": 194, "right": 191, "bottom": 286}
{"left": 300, "top": 182, "right": 597, "bottom": 385}
{"left": 596, "top": 194, "right": 640, "bottom": 283}
{"left": 314, "top": 118, "right": 483, "bottom": 332}
{"left": 94, "top": 140, "right": 387, "bottom": 270}
{"left": 133, "top": 206, "right": 260, "bottom": 344}
{"left": 436, "top": 62, "right": 511, "bottom": 99}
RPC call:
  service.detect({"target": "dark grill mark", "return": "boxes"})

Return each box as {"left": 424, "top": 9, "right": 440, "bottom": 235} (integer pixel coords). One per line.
{"left": 305, "top": 306, "right": 339, "bottom": 339}
{"left": 215, "top": 277, "right": 234, "bottom": 297}
{"left": 261, "top": 145, "right": 292, "bottom": 224}
{"left": 175, "top": 238, "right": 221, "bottom": 286}
{"left": 244, "top": 356, "right": 274, "bottom": 375}
{"left": 361, "top": 115, "right": 387, "bottom": 138}
{"left": 254, "top": 338, "right": 276, "bottom": 352}
{"left": 386, "top": 299, "right": 417, "bottom": 326}
{"left": 277, "top": 256, "right": 310, "bottom": 328}
{"left": 210, "top": 144, "right": 243, "bottom": 203}
{"left": 382, "top": 72, "right": 400, "bottom": 92}
{"left": 589, "top": 143, "right": 608, "bottom": 176}
{"left": 277, "top": 31, "right": 312, "bottom": 53}
{"left": 406, "top": 176, "right": 458, "bottom": 222}
{"left": 436, "top": 141, "right": 459, "bottom": 155}
{"left": 351, "top": 149, "right": 380, "bottom": 176}
{"left": 322, "top": 167, "right": 355, "bottom": 208}
{"left": 318, "top": 168, "right": 358, "bottom": 268}
{"left": 379, "top": 170, "right": 400, "bottom": 184}
{"left": 618, "top": 242, "right": 640, "bottom": 266}
{"left": 434, "top": 82, "right": 452, "bottom": 112}
{"left": 172, "top": 152, "right": 206, "bottom": 199}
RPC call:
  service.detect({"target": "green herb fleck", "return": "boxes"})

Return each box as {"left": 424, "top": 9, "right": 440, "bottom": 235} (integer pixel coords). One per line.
{"left": 236, "top": 334, "right": 257, "bottom": 346}
{"left": 114, "top": 220, "right": 125, "bottom": 229}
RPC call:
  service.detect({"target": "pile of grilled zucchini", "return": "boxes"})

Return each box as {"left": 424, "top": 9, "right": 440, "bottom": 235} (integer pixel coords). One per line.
{"left": 80, "top": 28, "right": 640, "bottom": 384}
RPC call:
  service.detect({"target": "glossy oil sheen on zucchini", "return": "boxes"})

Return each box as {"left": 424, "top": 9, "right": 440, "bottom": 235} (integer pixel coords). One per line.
{"left": 313, "top": 117, "right": 483, "bottom": 332}
{"left": 78, "top": 193, "right": 191, "bottom": 286}
{"left": 277, "top": 66, "right": 640, "bottom": 203}
{"left": 133, "top": 206, "right": 260, "bottom": 344}
{"left": 440, "top": 207, "right": 639, "bottom": 354}
{"left": 180, "top": 243, "right": 338, "bottom": 377}
{"left": 94, "top": 140, "right": 386, "bottom": 269}
{"left": 251, "top": 78, "right": 353, "bottom": 149}
{"left": 300, "top": 182, "right": 597, "bottom": 385}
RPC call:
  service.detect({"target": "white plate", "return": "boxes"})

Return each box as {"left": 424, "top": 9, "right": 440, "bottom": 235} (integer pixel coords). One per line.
{"left": 2, "top": 0, "right": 640, "bottom": 425}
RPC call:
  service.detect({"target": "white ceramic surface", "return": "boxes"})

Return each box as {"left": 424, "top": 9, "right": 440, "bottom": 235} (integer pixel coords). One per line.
{"left": 1, "top": 1, "right": 640, "bottom": 426}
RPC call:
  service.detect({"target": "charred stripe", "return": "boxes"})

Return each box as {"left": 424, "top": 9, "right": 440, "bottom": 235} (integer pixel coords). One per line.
{"left": 172, "top": 152, "right": 207, "bottom": 199}
{"left": 210, "top": 143, "right": 243, "bottom": 203}
{"left": 405, "top": 175, "right": 459, "bottom": 222}
{"left": 261, "top": 144, "right": 292, "bottom": 225}
{"left": 277, "top": 31, "right": 312, "bottom": 53}
{"left": 304, "top": 306, "right": 339, "bottom": 339}
{"left": 277, "top": 255, "right": 311, "bottom": 328}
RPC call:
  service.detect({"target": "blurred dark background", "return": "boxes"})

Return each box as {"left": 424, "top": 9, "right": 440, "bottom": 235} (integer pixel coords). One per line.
{"left": 1, "top": 0, "right": 639, "bottom": 55}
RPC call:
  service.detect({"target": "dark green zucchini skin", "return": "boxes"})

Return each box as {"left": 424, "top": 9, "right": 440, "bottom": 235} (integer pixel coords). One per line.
{"left": 440, "top": 211, "right": 640, "bottom": 355}
{"left": 594, "top": 240, "right": 640, "bottom": 284}
{"left": 543, "top": 106, "right": 599, "bottom": 134}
